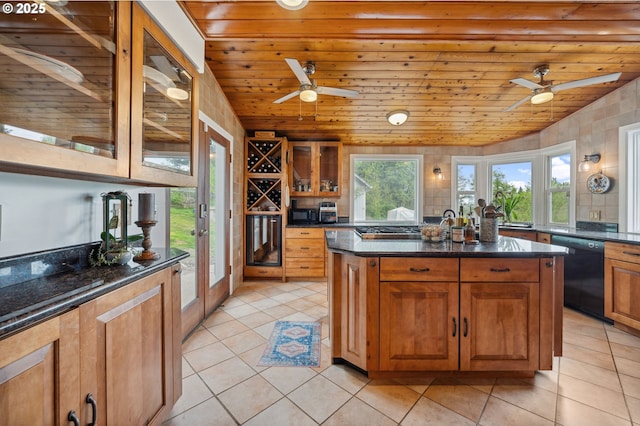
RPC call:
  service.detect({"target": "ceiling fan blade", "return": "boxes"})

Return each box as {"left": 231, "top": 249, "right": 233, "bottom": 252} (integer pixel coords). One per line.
{"left": 316, "top": 86, "right": 359, "bottom": 98}
{"left": 510, "top": 77, "right": 544, "bottom": 90}
{"left": 273, "top": 89, "right": 301, "bottom": 104}
{"left": 504, "top": 95, "right": 533, "bottom": 112}
{"left": 552, "top": 72, "right": 622, "bottom": 92}
{"left": 285, "top": 58, "right": 311, "bottom": 85}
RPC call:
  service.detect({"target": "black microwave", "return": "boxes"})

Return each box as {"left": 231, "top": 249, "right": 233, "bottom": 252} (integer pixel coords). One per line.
{"left": 289, "top": 208, "right": 317, "bottom": 224}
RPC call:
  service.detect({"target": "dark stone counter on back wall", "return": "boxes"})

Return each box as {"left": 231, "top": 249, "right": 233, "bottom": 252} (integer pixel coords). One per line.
{"left": 0, "top": 243, "right": 188, "bottom": 339}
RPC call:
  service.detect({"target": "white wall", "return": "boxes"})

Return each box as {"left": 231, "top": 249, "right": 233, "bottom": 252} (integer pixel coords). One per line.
{"left": 0, "top": 172, "right": 167, "bottom": 258}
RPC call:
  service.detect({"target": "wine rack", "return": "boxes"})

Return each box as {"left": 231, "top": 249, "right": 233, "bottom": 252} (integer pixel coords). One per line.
{"left": 244, "top": 135, "right": 287, "bottom": 279}
{"left": 245, "top": 136, "right": 286, "bottom": 213}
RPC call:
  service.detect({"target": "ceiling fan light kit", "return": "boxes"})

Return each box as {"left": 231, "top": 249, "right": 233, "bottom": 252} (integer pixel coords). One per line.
{"left": 387, "top": 110, "right": 409, "bottom": 125}
{"left": 276, "top": 0, "right": 308, "bottom": 10}
{"left": 531, "top": 87, "right": 554, "bottom": 105}
{"left": 505, "top": 64, "right": 622, "bottom": 112}
{"left": 299, "top": 84, "right": 317, "bottom": 102}
{"left": 273, "top": 58, "right": 358, "bottom": 105}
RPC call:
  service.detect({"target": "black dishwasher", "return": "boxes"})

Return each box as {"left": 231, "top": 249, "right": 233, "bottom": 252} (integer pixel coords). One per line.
{"left": 551, "top": 234, "right": 611, "bottom": 323}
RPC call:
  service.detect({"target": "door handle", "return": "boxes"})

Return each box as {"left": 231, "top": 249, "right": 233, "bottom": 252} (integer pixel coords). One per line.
{"left": 199, "top": 229, "right": 209, "bottom": 236}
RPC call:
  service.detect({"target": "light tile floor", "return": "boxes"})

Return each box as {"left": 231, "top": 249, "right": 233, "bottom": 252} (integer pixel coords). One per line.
{"left": 163, "top": 280, "right": 640, "bottom": 425}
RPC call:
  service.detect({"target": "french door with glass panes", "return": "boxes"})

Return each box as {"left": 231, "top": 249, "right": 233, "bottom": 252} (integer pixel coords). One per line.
{"left": 170, "top": 121, "right": 230, "bottom": 338}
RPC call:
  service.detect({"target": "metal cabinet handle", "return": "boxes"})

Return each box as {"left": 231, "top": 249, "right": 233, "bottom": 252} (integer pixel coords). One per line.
{"left": 369, "top": 260, "right": 377, "bottom": 267}
{"left": 489, "top": 267, "right": 510, "bottom": 273}
{"left": 86, "top": 393, "right": 97, "bottom": 426}
{"left": 463, "top": 317, "right": 469, "bottom": 337}
{"left": 623, "top": 251, "right": 640, "bottom": 257}
{"left": 452, "top": 317, "right": 457, "bottom": 337}
{"left": 409, "top": 267, "right": 430, "bottom": 273}
{"left": 67, "top": 411, "right": 80, "bottom": 426}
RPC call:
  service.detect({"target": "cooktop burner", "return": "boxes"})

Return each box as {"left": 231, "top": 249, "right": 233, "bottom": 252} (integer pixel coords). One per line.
{"left": 354, "top": 225, "right": 421, "bottom": 239}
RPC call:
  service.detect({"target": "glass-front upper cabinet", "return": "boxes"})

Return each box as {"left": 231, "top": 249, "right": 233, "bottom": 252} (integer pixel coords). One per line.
{"left": 130, "top": 3, "right": 199, "bottom": 187}
{"left": 0, "top": 1, "right": 130, "bottom": 177}
{"left": 289, "top": 142, "right": 342, "bottom": 197}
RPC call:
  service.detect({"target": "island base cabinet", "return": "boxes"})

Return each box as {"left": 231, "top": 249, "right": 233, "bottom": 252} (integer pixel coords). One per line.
{"left": 380, "top": 282, "right": 458, "bottom": 371}
{"left": 460, "top": 283, "right": 539, "bottom": 371}
{"left": 79, "top": 268, "right": 178, "bottom": 426}
{"left": 0, "top": 310, "right": 80, "bottom": 426}
{"left": 330, "top": 254, "right": 379, "bottom": 371}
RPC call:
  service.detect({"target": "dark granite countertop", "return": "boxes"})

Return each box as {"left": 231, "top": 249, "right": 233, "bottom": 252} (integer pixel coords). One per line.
{"left": 0, "top": 245, "right": 188, "bottom": 339}
{"left": 289, "top": 221, "right": 640, "bottom": 245}
{"left": 498, "top": 224, "right": 640, "bottom": 245}
{"left": 325, "top": 229, "right": 569, "bottom": 258}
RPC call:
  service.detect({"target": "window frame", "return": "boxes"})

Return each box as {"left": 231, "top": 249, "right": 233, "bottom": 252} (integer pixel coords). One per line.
{"left": 349, "top": 154, "right": 424, "bottom": 225}
{"left": 452, "top": 140, "right": 575, "bottom": 227}
{"left": 619, "top": 122, "right": 640, "bottom": 233}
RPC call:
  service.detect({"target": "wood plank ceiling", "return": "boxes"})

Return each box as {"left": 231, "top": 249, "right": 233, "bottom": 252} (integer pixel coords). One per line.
{"left": 181, "top": 0, "right": 640, "bottom": 146}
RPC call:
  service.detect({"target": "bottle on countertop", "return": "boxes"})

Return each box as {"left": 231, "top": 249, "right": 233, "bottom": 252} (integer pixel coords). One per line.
{"left": 464, "top": 214, "right": 475, "bottom": 242}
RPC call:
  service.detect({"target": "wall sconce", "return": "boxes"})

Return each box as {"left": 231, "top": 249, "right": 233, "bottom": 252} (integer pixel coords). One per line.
{"left": 578, "top": 153, "right": 601, "bottom": 172}
{"left": 386, "top": 110, "right": 409, "bottom": 126}
{"left": 433, "top": 166, "right": 444, "bottom": 180}
{"left": 276, "top": 0, "right": 308, "bottom": 10}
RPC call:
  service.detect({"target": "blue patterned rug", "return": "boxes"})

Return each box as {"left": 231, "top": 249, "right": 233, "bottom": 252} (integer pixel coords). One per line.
{"left": 258, "top": 321, "right": 321, "bottom": 367}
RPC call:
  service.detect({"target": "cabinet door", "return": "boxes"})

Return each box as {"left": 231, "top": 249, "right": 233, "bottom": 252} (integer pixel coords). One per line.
{"left": 318, "top": 143, "right": 342, "bottom": 196}
{"left": 0, "top": 310, "right": 80, "bottom": 426}
{"left": 460, "top": 283, "right": 539, "bottom": 371}
{"left": 289, "top": 143, "right": 315, "bottom": 196}
{"left": 130, "top": 3, "right": 199, "bottom": 186}
{"left": 79, "top": 268, "right": 174, "bottom": 426}
{"left": 332, "top": 255, "right": 378, "bottom": 370}
{"left": 605, "top": 257, "right": 640, "bottom": 330}
{"left": 380, "top": 281, "right": 458, "bottom": 371}
{"left": 0, "top": 1, "right": 130, "bottom": 178}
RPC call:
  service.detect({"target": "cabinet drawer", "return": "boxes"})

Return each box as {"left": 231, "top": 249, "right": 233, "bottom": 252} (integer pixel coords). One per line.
{"left": 286, "top": 228, "right": 325, "bottom": 239}
{"left": 605, "top": 242, "right": 640, "bottom": 264}
{"left": 379, "top": 258, "right": 458, "bottom": 281}
{"left": 285, "top": 258, "right": 325, "bottom": 277}
{"left": 537, "top": 233, "right": 551, "bottom": 244}
{"left": 286, "top": 238, "right": 325, "bottom": 258}
{"left": 460, "top": 258, "right": 539, "bottom": 282}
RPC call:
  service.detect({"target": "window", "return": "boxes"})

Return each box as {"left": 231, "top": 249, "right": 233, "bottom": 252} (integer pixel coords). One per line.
{"left": 350, "top": 155, "right": 423, "bottom": 224}
{"left": 619, "top": 122, "right": 640, "bottom": 233}
{"left": 547, "top": 153, "right": 571, "bottom": 225}
{"left": 456, "top": 164, "right": 476, "bottom": 216}
{"left": 491, "top": 161, "right": 532, "bottom": 223}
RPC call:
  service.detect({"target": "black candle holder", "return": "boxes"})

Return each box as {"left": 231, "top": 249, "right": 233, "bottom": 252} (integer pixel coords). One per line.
{"left": 134, "top": 220, "right": 160, "bottom": 261}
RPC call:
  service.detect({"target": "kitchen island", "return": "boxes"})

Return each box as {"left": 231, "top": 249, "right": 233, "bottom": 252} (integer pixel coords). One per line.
{"left": 326, "top": 230, "right": 568, "bottom": 378}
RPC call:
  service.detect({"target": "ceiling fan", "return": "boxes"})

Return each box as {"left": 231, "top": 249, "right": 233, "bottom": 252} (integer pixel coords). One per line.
{"left": 504, "top": 64, "right": 621, "bottom": 112}
{"left": 273, "top": 58, "right": 358, "bottom": 104}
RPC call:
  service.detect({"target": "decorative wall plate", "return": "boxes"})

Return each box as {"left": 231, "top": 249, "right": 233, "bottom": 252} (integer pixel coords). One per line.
{"left": 587, "top": 172, "right": 610, "bottom": 194}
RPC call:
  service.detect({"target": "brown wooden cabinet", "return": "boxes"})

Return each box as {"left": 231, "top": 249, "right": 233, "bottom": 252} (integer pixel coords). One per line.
{"left": 244, "top": 135, "right": 287, "bottom": 279}
{"left": 285, "top": 228, "right": 325, "bottom": 278}
{"left": 0, "top": 2, "right": 198, "bottom": 187}
{"left": 0, "top": 1, "right": 131, "bottom": 179}
{"left": 537, "top": 232, "right": 551, "bottom": 244}
{"left": 605, "top": 242, "right": 640, "bottom": 334}
{"left": 330, "top": 254, "right": 378, "bottom": 371}
{"left": 460, "top": 258, "right": 540, "bottom": 371}
{"left": 379, "top": 258, "right": 459, "bottom": 371}
{"left": 499, "top": 228, "right": 537, "bottom": 241}
{"left": 330, "top": 252, "right": 560, "bottom": 376}
{"left": 0, "top": 265, "right": 182, "bottom": 426}
{"left": 130, "top": 3, "right": 199, "bottom": 187}
{"left": 289, "top": 142, "right": 342, "bottom": 197}
{"left": 0, "top": 310, "right": 80, "bottom": 426}
{"left": 79, "top": 267, "right": 179, "bottom": 426}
